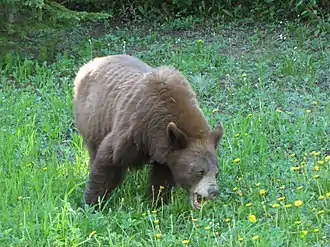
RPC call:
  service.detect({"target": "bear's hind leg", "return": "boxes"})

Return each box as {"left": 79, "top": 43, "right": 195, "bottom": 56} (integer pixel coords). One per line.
{"left": 84, "top": 134, "right": 125, "bottom": 207}
{"left": 148, "top": 163, "right": 175, "bottom": 206}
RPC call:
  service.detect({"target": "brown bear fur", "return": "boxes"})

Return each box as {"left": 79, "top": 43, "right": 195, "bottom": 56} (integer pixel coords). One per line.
{"left": 73, "top": 54, "right": 224, "bottom": 207}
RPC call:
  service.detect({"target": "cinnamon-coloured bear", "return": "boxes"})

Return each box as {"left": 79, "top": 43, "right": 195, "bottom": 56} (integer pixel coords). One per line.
{"left": 73, "top": 54, "right": 224, "bottom": 209}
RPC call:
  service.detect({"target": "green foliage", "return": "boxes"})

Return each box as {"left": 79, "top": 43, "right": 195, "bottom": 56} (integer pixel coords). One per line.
{"left": 1, "top": 17, "right": 329, "bottom": 246}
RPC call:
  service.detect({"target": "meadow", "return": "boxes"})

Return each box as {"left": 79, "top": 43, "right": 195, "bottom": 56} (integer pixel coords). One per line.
{"left": 1, "top": 16, "right": 329, "bottom": 246}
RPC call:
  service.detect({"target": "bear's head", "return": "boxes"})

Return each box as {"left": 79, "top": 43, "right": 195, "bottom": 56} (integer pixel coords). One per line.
{"left": 166, "top": 122, "right": 224, "bottom": 209}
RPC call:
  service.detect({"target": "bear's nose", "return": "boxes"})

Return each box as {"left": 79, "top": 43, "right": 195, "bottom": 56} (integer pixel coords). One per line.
{"left": 207, "top": 187, "right": 219, "bottom": 200}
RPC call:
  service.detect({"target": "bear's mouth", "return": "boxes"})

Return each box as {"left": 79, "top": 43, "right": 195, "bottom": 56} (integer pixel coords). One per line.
{"left": 192, "top": 193, "right": 205, "bottom": 209}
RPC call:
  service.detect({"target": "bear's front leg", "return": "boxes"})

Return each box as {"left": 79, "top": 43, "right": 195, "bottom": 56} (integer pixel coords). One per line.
{"left": 148, "top": 163, "right": 175, "bottom": 206}
{"left": 84, "top": 134, "right": 125, "bottom": 207}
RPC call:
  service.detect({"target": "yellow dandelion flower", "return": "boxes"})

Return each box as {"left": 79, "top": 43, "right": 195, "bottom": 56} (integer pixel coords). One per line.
{"left": 319, "top": 195, "right": 324, "bottom": 200}
{"left": 277, "top": 196, "right": 285, "bottom": 201}
{"left": 325, "top": 155, "right": 330, "bottom": 162}
{"left": 272, "top": 203, "right": 280, "bottom": 208}
{"left": 237, "top": 177, "right": 242, "bottom": 181}
{"left": 233, "top": 158, "right": 241, "bottom": 163}
{"left": 300, "top": 161, "right": 306, "bottom": 165}
{"left": 245, "top": 202, "right": 253, "bottom": 207}
{"left": 276, "top": 109, "right": 283, "bottom": 113}
{"left": 248, "top": 214, "right": 257, "bottom": 223}
{"left": 191, "top": 218, "right": 197, "bottom": 222}
{"left": 312, "top": 207, "right": 316, "bottom": 211}
{"left": 314, "top": 165, "right": 319, "bottom": 171}
{"left": 225, "top": 218, "right": 231, "bottom": 222}
{"left": 317, "top": 160, "right": 324, "bottom": 165}
{"left": 235, "top": 133, "right": 240, "bottom": 137}
{"left": 313, "top": 175, "right": 320, "bottom": 179}
{"left": 182, "top": 240, "right": 189, "bottom": 245}
{"left": 159, "top": 185, "right": 165, "bottom": 190}
{"left": 313, "top": 101, "right": 318, "bottom": 105}
{"left": 43, "top": 167, "right": 48, "bottom": 171}
{"left": 313, "top": 152, "right": 320, "bottom": 156}
{"left": 302, "top": 230, "right": 308, "bottom": 236}
{"left": 285, "top": 204, "right": 292, "bottom": 208}
{"left": 313, "top": 228, "right": 319, "bottom": 233}
{"left": 212, "top": 109, "right": 218, "bottom": 113}
{"left": 204, "top": 226, "right": 211, "bottom": 230}
{"left": 306, "top": 109, "right": 311, "bottom": 113}
{"left": 251, "top": 235, "right": 259, "bottom": 241}
{"left": 317, "top": 210, "right": 324, "bottom": 215}
{"left": 233, "top": 187, "right": 238, "bottom": 191}
{"left": 294, "top": 200, "right": 303, "bottom": 207}
{"left": 259, "top": 189, "right": 266, "bottom": 195}
{"left": 247, "top": 113, "right": 253, "bottom": 117}
{"left": 280, "top": 185, "right": 286, "bottom": 190}
{"left": 326, "top": 192, "right": 330, "bottom": 198}
{"left": 291, "top": 166, "right": 300, "bottom": 171}
{"left": 297, "top": 186, "right": 303, "bottom": 190}
{"left": 155, "top": 233, "right": 162, "bottom": 239}
{"left": 242, "top": 73, "right": 247, "bottom": 77}
{"left": 237, "top": 190, "right": 243, "bottom": 196}
{"left": 89, "top": 231, "right": 96, "bottom": 238}
{"left": 238, "top": 237, "right": 244, "bottom": 241}
{"left": 152, "top": 210, "right": 157, "bottom": 214}
{"left": 294, "top": 221, "right": 301, "bottom": 225}
{"left": 255, "top": 183, "right": 260, "bottom": 187}
{"left": 17, "top": 196, "right": 23, "bottom": 200}
{"left": 290, "top": 153, "right": 296, "bottom": 157}
{"left": 154, "top": 219, "right": 159, "bottom": 224}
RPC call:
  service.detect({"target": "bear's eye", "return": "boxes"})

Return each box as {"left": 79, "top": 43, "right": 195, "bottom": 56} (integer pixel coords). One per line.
{"left": 197, "top": 170, "right": 205, "bottom": 177}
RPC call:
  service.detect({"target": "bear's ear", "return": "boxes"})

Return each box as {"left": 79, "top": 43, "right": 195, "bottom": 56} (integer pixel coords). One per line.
{"left": 167, "top": 122, "right": 188, "bottom": 150}
{"left": 211, "top": 122, "right": 224, "bottom": 149}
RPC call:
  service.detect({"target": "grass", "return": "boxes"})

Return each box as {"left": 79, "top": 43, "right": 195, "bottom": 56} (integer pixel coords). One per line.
{"left": 0, "top": 17, "right": 329, "bottom": 246}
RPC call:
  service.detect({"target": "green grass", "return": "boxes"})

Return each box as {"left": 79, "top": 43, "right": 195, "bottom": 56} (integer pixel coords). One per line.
{"left": 0, "top": 18, "right": 329, "bottom": 246}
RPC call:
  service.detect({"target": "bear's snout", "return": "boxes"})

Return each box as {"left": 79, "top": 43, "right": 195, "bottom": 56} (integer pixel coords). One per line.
{"left": 207, "top": 186, "right": 219, "bottom": 200}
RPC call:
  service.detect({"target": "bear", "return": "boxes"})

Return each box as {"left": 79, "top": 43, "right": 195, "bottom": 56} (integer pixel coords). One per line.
{"left": 73, "top": 54, "right": 224, "bottom": 210}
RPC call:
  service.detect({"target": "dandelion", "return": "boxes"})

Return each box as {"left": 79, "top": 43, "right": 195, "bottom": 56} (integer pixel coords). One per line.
{"left": 294, "top": 221, "right": 301, "bottom": 225}
{"left": 259, "top": 189, "right": 266, "bottom": 195}
{"left": 159, "top": 185, "right": 165, "bottom": 190}
{"left": 319, "top": 195, "right": 324, "bottom": 200}
{"left": 280, "top": 185, "right": 286, "bottom": 190}
{"left": 277, "top": 196, "right": 285, "bottom": 201}
{"left": 152, "top": 210, "right": 157, "bottom": 214}
{"left": 242, "top": 73, "right": 247, "bottom": 77}
{"left": 285, "top": 204, "right": 292, "bottom": 208}
{"left": 248, "top": 214, "right": 257, "bottom": 223}
{"left": 312, "top": 208, "right": 316, "bottom": 211}
{"left": 154, "top": 219, "right": 159, "bottom": 224}
{"left": 313, "top": 152, "right": 320, "bottom": 156}
{"left": 294, "top": 200, "right": 303, "bottom": 207}
{"left": 233, "top": 158, "right": 241, "bottom": 163}
{"left": 238, "top": 237, "right": 244, "bottom": 241}
{"left": 272, "top": 203, "right": 280, "bottom": 208}
{"left": 245, "top": 202, "right": 253, "bottom": 207}
{"left": 89, "top": 231, "right": 96, "bottom": 238}
{"left": 155, "top": 233, "right": 162, "bottom": 239}
{"left": 247, "top": 113, "right": 253, "bottom": 117}
{"left": 191, "top": 218, "right": 197, "bottom": 222}
{"left": 237, "top": 177, "right": 242, "bottom": 181}
{"left": 204, "top": 226, "right": 211, "bottom": 230}
{"left": 182, "top": 240, "right": 189, "bottom": 245}
{"left": 313, "top": 101, "right": 318, "bottom": 105}
{"left": 314, "top": 165, "right": 319, "bottom": 171}
{"left": 235, "top": 133, "right": 240, "bottom": 137}
{"left": 43, "top": 167, "right": 48, "bottom": 171}
{"left": 251, "top": 235, "right": 259, "bottom": 241}
{"left": 290, "top": 153, "right": 296, "bottom": 158}
{"left": 233, "top": 187, "right": 238, "bottom": 191}
{"left": 300, "top": 161, "right": 306, "bottom": 165}
{"left": 313, "top": 228, "right": 319, "bottom": 233}
{"left": 225, "top": 218, "right": 231, "bottom": 223}
{"left": 325, "top": 155, "right": 330, "bottom": 162}
{"left": 317, "top": 160, "right": 324, "bottom": 165}
{"left": 306, "top": 109, "right": 311, "bottom": 113}
{"left": 17, "top": 196, "right": 23, "bottom": 200}
{"left": 326, "top": 192, "right": 330, "bottom": 198}
{"left": 255, "top": 183, "right": 260, "bottom": 187}
{"left": 313, "top": 175, "right": 320, "bottom": 179}
{"left": 302, "top": 230, "right": 308, "bottom": 236}
{"left": 297, "top": 186, "right": 303, "bottom": 190}
{"left": 317, "top": 210, "right": 324, "bottom": 215}
{"left": 291, "top": 166, "right": 300, "bottom": 171}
